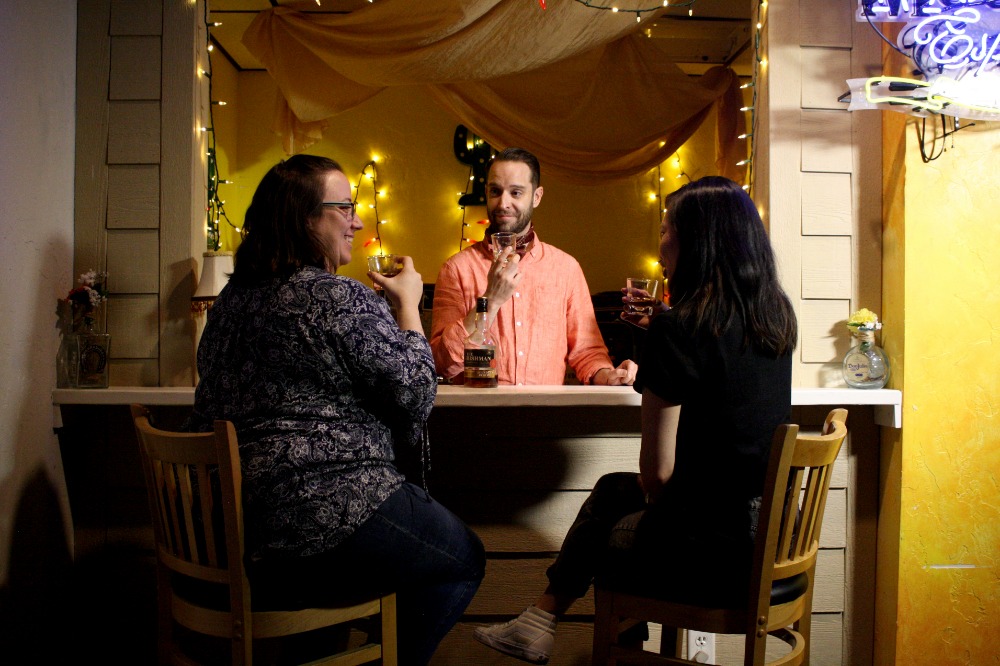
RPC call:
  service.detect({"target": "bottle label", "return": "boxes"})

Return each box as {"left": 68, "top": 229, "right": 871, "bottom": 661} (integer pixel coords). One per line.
{"left": 464, "top": 348, "right": 497, "bottom": 379}
{"left": 845, "top": 351, "right": 872, "bottom": 381}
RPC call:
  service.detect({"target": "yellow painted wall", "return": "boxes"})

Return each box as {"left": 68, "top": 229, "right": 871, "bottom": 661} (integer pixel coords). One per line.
{"left": 215, "top": 70, "right": 727, "bottom": 294}
{"left": 884, "top": 118, "right": 1000, "bottom": 664}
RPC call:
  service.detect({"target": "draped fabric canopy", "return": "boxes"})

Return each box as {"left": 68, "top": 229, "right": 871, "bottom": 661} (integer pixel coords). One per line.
{"left": 243, "top": 0, "right": 744, "bottom": 183}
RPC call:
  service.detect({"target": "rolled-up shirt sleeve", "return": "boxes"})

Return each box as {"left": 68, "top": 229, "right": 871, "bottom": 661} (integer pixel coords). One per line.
{"left": 564, "top": 260, "right": 614, "bottom": 384}
{"left": 430, "top": 257, "right": 478, "bottom": 381}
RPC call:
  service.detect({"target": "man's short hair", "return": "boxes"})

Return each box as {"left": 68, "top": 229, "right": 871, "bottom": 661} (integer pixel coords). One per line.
{"left": 489, "top": 147, "right": 541, "bottom": 188}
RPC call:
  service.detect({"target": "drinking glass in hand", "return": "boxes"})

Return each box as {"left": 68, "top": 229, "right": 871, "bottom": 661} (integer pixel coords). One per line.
{"left": 625, "top": 277, "right": 659, "bottom": 316}
{"left": 367, "top": 254, "right": 401, "bottom": 291}
{"left": 491, "top": 232, "right": 517, "bottom": 264}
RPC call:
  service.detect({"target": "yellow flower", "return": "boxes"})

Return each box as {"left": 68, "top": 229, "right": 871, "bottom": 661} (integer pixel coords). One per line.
{"left": 847, "top": 308, "right": 881, "bottom": 331}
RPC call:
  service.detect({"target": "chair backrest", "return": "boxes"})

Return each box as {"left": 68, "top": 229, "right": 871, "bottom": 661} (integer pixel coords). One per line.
{"left": 744, "top": 408, "right": 848, "bottom": 664}
{"left": 774, "top": 408, "right": 848, "bottom": 579}
{"left": 131, "top": 404, "right": 253, "bottom": 662}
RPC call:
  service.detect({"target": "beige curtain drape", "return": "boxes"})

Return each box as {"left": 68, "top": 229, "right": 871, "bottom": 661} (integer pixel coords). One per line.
{"left": 243, "top": 1, "right": 745, "bottom": 183}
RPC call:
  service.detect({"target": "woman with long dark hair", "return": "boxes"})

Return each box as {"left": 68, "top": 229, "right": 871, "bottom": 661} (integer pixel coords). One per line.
{"left": 189, "top": 154, "right": 484, "bottom": 665}
{"left": 474, "top": 176, "right": 797, "bottom": 664}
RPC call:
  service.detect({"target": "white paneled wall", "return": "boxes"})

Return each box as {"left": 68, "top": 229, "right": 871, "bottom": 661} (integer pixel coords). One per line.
{"left": 76, "top": 0, "right": 203, "bottom": 387}
{"left": 759, "top": 0, "right": 882, "bottom": 663}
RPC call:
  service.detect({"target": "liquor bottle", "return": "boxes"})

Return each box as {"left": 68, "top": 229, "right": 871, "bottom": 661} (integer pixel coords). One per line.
{"left": 464, "top": 297, "right": 498, "bottom": 388}
{"left": 842, "top": 327, "right": 890, "bottom": 389}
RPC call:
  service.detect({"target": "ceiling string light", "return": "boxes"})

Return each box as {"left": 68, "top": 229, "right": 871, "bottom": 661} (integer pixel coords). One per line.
{"left": 571, "top": 0, "right": 700, "bottom": 23}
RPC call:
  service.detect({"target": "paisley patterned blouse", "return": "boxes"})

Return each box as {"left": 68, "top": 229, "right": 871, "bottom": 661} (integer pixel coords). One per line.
{"left": 188, "top": 266, "right": 437, "bottom": 562}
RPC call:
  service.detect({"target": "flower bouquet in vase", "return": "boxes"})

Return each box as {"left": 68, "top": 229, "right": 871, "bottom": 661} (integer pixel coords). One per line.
{"left": 842, "top": 308, "right": 889, "bottom": 389}
{"left": 58, "top": 270, "right": 110, "bottom": 388}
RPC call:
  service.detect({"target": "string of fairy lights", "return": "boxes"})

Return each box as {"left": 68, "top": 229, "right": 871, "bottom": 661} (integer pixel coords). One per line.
{"left": 455, "top": 165, "right": 489, "bottom": 253}
{"left": 354, "top": 157, "right": 391, "bottom": 255}
{"left": 740, "top": 0, "right": 767, "bottom": 198}
{"left": 200, "top": 1, "right": 235, "bottom": 252}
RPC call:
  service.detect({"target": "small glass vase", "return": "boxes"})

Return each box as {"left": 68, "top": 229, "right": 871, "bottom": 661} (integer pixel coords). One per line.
{"left": 71, "top": 323, "right": 111, "bottom": 388}
{"left": 56, "top": 334, "right": 76, "bottom": 388}
{"left": 842, "top": 329, "right": 890, "bottom": 389}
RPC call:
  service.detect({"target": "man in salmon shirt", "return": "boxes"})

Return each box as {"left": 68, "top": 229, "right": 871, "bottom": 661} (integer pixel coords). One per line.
{"left": 430, "top": 147, "right": 638, "bottom": 386}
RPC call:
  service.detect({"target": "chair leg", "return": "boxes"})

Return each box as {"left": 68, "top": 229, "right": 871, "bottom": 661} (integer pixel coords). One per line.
{"left": 659, "top": 626, "right": 682, "bottom": 658}
{"left": 795, "top": 584, "right": 814, "bottom": 666}
{"left": 381, "top": 593, "right": 398, "bottom": 666}
{"left": 592, "top": 588, "right": 619, "bottom": 666}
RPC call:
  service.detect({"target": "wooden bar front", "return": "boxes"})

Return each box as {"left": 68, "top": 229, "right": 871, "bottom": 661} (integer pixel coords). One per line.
{"left": 54, "top": 386, "right": 894, "bottom": 664}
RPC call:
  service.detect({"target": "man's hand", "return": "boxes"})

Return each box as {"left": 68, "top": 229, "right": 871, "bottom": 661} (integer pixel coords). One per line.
{"left": 460, "top": 247, "right": 523, "bottom": 336}
{"left": 592, "top": 359, "right": 638, "bottom": 386}
{"left": 483, "top": 246, "right": 522, "bottom": 316}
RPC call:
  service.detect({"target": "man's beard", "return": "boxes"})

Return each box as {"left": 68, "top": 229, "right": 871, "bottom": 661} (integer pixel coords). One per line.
{"left": 486, "top": 205, "right": 533, "bottom": 237}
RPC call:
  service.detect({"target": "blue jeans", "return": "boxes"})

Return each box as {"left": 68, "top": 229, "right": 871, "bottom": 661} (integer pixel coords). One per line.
{"left": 251, "top": 482, "right": 485, "bottom": 665}
{"left": 546, "top": 472, "right": 754, "bottom": 607}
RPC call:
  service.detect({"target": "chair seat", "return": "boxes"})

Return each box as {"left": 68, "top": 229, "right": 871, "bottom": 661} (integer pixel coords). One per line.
{"left": 770, "top": 572, "right": 808, "bottom": 606}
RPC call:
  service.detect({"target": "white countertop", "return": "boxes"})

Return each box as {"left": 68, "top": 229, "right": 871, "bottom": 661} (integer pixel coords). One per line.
{"left": 53, "top": 385, "right": 902, "bottom": 427}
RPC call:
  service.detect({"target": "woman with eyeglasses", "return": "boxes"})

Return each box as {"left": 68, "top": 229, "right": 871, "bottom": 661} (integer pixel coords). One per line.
{"left": 189, "top": 154, "right": 484, "bottom": 665}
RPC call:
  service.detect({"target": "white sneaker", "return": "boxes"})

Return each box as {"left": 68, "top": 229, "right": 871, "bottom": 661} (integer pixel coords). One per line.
{"left": 473, "top": 606, "right": 557, "bottom": 664}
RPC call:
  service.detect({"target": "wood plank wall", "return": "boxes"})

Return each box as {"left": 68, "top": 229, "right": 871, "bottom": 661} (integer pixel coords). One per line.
{"left": 426, "top": 405, "right": 869, "bottom": 666}
{"left": 757, "top": 0, "right": 883, "bottom": 663}
{"left": 75, "top": 0, "right": 203, "bottom": 389}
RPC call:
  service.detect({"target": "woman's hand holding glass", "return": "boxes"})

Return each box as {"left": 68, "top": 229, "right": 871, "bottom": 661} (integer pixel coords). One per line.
{"left": 369, "top": 255, "right": 424, "bottom": 312}
{"left": 619, "top": 279, "right": 669, "bottom": 329}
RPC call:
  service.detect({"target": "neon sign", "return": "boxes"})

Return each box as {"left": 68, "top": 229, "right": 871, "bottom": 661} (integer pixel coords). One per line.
{"left": 858, "top": 0, "right": 1000, "bottom": 22}
{"left": 847, "top": 1, "right": 1000, "bottom": 119}
{"left": 900, "top": 7, "right": 1000, "bottom": 76}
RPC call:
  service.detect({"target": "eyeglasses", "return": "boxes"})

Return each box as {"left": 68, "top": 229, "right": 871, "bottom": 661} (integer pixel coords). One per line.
{"left": 321, "top": 201, "right": 357, "bottom": 216}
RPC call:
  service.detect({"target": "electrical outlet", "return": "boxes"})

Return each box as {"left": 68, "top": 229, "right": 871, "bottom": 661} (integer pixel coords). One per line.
{"left": 686, "top": 630, "right": 716, "bottom": 664}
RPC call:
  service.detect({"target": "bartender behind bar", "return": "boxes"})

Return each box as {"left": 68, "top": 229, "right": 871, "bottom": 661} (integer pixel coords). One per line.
{"left": 430, "top": 147, "right": 638, "bottom": 386}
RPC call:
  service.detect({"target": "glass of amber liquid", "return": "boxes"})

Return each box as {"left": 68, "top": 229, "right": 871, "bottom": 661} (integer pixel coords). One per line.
{"left": 625, "top": 277, "right": 659, "bottom": 316}
{"left": 367, "top": 254, "right": 401, "bottom": 291}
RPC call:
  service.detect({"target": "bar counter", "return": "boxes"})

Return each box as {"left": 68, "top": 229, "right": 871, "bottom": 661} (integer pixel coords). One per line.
{"left": 53, "top": 384, "right": 902, "bottom": 426}
{"left": 53, "top": 384, "right": 895, "bottom": 664}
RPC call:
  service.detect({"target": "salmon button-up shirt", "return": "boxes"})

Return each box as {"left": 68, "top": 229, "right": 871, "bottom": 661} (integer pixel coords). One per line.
{"left": 430, "top": 235, "right": 614, "bottom": 385}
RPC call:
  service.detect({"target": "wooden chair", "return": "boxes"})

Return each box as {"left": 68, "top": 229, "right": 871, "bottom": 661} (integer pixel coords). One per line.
{"left": 131, "top": 404, "right": 397, "bottom": 665}
{"left": 592, "top": 408, "right": 849, "bottom": 666}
